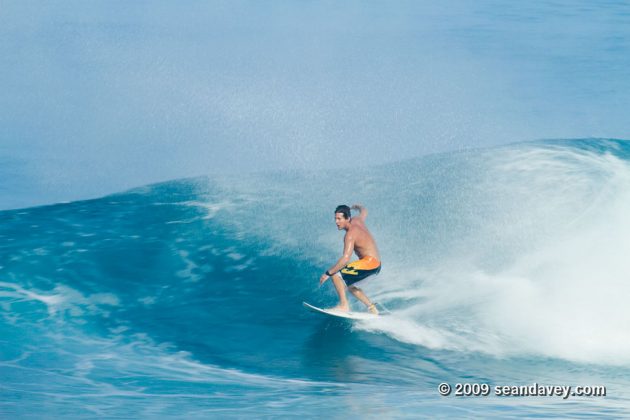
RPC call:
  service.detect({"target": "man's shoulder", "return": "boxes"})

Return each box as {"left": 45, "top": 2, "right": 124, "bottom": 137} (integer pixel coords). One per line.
{"left": 347, "top": 223, "right": 366, "bottom": 236}
{"left": 350, "top": 218, "right": 366, "bottom": 227}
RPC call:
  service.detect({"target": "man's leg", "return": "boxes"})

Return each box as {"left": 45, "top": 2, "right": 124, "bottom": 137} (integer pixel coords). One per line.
{"left": 329, "top": 273, "right": 349, "bottom": 311}
{"left": 348, "top": 285, "right": 378, "bottom": 314}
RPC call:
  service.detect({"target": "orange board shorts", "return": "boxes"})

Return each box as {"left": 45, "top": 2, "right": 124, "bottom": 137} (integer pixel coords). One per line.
{"left": 340, "top": 256, "right": 381, "bottom": 286}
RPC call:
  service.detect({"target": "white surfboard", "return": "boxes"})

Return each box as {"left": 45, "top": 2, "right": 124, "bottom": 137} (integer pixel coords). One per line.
{"left": 302, "top": 301, "right": 381, "bottom": 320}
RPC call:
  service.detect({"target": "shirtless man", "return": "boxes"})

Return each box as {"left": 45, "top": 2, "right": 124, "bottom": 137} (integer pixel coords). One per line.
{"left": 319, "top": 204, "right": 382, "bottom": 314}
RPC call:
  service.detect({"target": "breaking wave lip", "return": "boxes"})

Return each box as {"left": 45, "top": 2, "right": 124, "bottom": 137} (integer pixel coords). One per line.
{"left": 347, "top": 139, "right": 630, "bottom": 365}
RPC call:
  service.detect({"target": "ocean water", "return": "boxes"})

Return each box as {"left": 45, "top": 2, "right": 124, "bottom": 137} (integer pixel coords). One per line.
{"left": 2, "top": 1, "right": 630, "bottom": 210}
{"left": 1, "top": 139, "right": 630, "bottom": 418}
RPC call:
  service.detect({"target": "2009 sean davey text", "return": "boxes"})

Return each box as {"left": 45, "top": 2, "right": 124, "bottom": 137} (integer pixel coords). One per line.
{"left": 438, "top": 382, "right": 606, "bottom": 399}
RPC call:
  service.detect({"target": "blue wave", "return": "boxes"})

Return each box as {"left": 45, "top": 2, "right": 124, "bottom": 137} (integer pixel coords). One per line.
{"left": 2, "top": 139, "right": 630, "bottom": 417}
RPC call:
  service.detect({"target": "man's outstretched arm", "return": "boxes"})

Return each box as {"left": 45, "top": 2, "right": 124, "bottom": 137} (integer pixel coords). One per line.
{"left": 352, "top": 204, "right": 367, "bottom": 221}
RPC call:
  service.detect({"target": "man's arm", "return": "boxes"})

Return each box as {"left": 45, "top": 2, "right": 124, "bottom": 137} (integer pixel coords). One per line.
{"left": 320, "top": 234, "right": 354, "bottom": 284}
{"left": 352, "top": 204, "right": 367, "bottom": 221}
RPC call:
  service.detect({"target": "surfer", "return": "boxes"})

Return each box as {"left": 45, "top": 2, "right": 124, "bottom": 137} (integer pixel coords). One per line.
{"left": 320, "top": 204, "right": 381, "bottom": 314}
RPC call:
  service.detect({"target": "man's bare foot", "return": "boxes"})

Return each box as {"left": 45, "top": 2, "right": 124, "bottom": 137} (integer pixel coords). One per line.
{"left": 328, "top": 304, "right": 350, "bottom": 312}
{"left": 367, "top": 303, "right": 379, "bottom": 315}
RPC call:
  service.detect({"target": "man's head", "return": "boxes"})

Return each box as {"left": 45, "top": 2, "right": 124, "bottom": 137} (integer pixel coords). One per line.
{"left": 334, "top": 204, "right": 351, "bottom": 230}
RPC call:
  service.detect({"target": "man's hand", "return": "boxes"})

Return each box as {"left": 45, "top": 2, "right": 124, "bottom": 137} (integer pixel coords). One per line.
{"left": 351, "top": 204, "right": 367, "bottom": 220}
{"left": 319, "top": 273, "right": 330, "bottom": 286}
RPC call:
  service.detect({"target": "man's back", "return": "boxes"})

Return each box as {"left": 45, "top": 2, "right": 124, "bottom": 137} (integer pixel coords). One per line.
{"left": 348, "top": 218, "right": 380, "bottom": 260}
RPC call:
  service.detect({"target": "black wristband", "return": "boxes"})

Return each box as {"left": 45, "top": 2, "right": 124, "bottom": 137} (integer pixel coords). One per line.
{"left": 325, "top": 270, "right": 332, "bottom": 276}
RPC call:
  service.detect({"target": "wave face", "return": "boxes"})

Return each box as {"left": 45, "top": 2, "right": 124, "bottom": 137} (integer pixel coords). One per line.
{"left": 2, "top": 139, "right": 630, "bottom": 417}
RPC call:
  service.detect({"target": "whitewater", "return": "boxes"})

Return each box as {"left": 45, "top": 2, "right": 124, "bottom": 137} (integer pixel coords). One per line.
{"left": 1, "top": 139, "right": 630, "bottom": 417}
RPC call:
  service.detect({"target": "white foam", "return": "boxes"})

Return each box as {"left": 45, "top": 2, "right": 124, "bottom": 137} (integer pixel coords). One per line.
{"left": 0, "top": 281, "right": 120, "bottom": 317}
{"left": 353, "top": 144, "right": 630, "bottom": 364}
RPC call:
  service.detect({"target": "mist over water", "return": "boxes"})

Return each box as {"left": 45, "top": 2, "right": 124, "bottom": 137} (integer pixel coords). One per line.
{"left": 2, "top": 1, "right": 630, "bottom": 209}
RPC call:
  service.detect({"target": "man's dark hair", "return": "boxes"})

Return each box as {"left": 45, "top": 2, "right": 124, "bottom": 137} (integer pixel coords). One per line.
{"left": 335, "top": 205, "right": 351, "bottom": 220}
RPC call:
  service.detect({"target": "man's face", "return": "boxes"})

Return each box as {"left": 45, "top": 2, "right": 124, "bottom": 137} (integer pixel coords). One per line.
{"left": 335, "top": 213, "right": 349, "bottom": 230}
